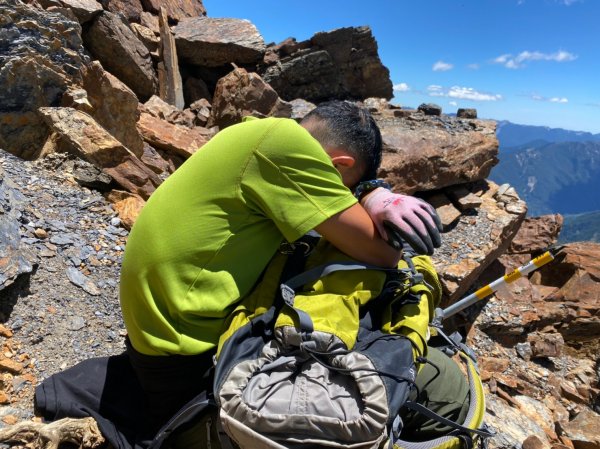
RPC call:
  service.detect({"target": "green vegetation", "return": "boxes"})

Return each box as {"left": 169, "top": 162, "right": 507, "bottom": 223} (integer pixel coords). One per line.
{"left": 559, "top": 211, "right": 600, "bottom": 244}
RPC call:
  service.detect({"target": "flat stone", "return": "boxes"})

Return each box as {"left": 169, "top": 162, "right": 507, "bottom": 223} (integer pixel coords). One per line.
{"left": 173, "top": 17, "right": 265, "bottom": 67}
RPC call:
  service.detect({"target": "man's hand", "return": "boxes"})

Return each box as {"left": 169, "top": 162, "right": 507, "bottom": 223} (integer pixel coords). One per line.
{"left": 362, "top": 188, "right": 442, "bottom": 255}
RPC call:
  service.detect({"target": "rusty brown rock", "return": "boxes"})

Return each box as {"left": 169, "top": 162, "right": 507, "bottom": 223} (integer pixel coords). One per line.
{"left": 425, "top": 193, "right": 462, "bottom": 228}
{"left": 158, "top": 7, "right": 184, "bottom": 109}
{"left": 209, "top": 68, "right": 292, "bottom": 129}
{"left": 261, "top": 27, "right": 392, "bottom": 103}
{"left": 81, "top": 61, "right": 144, "bottom": 157}
{"left": 378, "top": 116, "right": 499, "bottom": 194}
{"left": 558, "top": 408, "right": 600, "bottom": 449}
{"left": 137, "top": 112, "right": 210, "bottom": 158}
{"left": 447, "top": 185, "right": 483, "bottom": 211}
{"left": 141, "top": 0, "right": 206, "bottom": 23}
{"left": 509, "top": 214, "right": 564, "bottom": 254}
{"left": 173, "top": 17, "right": 265, "bottom": 67}
{"left": 0, "top": 357, "right": 24, "bottom": 374}
{"left": 83, "top": 11, "right": 158, "bottom": 101}
{"left": 38, "top": 107, "right": 160, "bottom": 199}
{"left": 100, "top": 0, "right": 143, "bottom": 22}
{"left": 105, "top": 190, "right": 146, "bottom": 230}
{"left": 0, "top": 0, "right": 89, "bottom": 159}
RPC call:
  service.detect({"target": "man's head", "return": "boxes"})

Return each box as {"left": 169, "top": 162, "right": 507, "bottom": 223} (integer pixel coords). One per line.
{"left": 300, "top": 100, "right": 382, "bottom": 189}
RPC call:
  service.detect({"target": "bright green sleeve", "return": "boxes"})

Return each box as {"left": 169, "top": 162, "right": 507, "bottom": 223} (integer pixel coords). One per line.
{"left": 240, "top": 119, "right": 358, "bottom": 242}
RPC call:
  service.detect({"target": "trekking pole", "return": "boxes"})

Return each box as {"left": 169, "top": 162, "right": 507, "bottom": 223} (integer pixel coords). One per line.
{"left": 433, "top": 246, "right": 564, "bottom": 325}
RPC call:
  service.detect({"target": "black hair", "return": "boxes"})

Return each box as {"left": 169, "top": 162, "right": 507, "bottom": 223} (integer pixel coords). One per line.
{"left": 301, "top": 100, "right": 382, "bottom": 184}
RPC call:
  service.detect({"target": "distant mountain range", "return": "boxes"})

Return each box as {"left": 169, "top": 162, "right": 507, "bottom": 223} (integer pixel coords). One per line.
{"left": 490, "top": 121, "right": 600, "bottom": 243}
{"left": 496, "top": 120, "right": 600, "bottom": 149}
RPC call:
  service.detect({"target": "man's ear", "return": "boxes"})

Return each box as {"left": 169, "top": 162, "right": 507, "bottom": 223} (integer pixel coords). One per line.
{"left": 327, "top": 148, "right": 356, "bottom": 169}
{"left": 330, "top": 154, "right": 356, "bottom": 170}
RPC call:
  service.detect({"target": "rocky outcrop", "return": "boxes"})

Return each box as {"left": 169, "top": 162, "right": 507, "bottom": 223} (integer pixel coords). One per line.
{"left": 209, "top": 68, "right": 292, "bottom": 129}
{"left": 0, "top": 0, "right": 89, "bottom": 159}
{"left": 38, "top": 107, "right": 160, "bottom": 199}
{"left": 173, "top": 17, "right": 265, "bottom": 67}
{"left": 376, "top": 112, "right": 499, "bottom": 194}
{"left": 83, "top": 11, "right": 158, "bottom": 101}
{"left": 261, "top": 26, "right": 393, "bottom": 103}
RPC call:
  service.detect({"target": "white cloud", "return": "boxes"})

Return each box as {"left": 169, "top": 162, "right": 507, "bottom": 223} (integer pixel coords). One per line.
{"left": 530, "top": 94, "right": 569, "bottom": 103}
{"left": 467, "top": 63, "right": 480, "bottom": 70}
{"left": 493, "top": 50, "right": 577, "bottom": 69}
{"left": 432, "top": 61, "right": 453, "bottom": 72}
{"left": 449, "top": 101, "right": 458, "bottom": 106}
{"left": 558, "top": 0, "right": 581, "bottom": 5}
{"left": 393, "top": 82, "right": 410, "bottom": 92}
{"left": 427, "top": 85, "right": 502, "bottom": 102}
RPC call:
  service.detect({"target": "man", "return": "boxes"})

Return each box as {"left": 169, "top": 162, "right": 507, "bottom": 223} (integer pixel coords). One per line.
{"left": 119, "top": 101, "right": 441, "bottom": 433}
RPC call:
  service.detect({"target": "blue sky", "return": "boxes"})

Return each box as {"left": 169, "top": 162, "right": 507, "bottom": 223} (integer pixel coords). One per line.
{"left": 202, "top": 0, "right": 600, "bottom": 133}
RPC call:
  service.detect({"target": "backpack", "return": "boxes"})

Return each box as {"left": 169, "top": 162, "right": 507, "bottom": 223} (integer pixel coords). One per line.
{"left": 149, "top": 235, "right": 490, "bottom": 449}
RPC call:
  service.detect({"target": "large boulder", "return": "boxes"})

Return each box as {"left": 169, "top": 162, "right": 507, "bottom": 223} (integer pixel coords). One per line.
{"left": 173, "top": 17, "right": 265, "bottom": 67}
{"left": 83, "top": 11, "right": 158, "bottom": 101}
{"left": 80, "top": 61, "right": 145, "bottom": 157}
{"left": 377, "top": 114, "right": 499, "bottom": 194}
{"left": 38, "top": 107, "right": 161, "bottom": 199}
{"left": 209, "top": 67, "right": 292, "bottom": 129}
{"left": 0, "top": 0, "right": 89, "bottom": 159}
{"left": 260, "top": 26, "right": 393, "bottom": 103}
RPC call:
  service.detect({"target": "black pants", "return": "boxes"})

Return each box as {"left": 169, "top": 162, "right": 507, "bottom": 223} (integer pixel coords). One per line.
{"left": 35, "top": 341, "right": 215, "bottom": 449}
{"left": 124, "top": 339, "right": 215, "bottom": 435}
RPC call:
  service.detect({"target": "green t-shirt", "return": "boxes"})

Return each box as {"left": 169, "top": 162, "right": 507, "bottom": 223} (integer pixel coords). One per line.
{"left": 120, "top": 117, "right": 357, "bottom": 355}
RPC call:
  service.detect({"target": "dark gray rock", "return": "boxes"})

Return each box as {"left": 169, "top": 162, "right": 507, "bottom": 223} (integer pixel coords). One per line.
{"left": 260, "top": 26, "right": 392, "bottom": 103}
{"left": 0, "top": 166, "right": 35, "bottom": 291}
{"left": 417, "top": 103, "right": 442, "bottom": 116}
{"left": 457, "top": 108, "right": 477, "bottom": 119}
{"left": 0, "top": 0, "right": 89, "bottom": 159}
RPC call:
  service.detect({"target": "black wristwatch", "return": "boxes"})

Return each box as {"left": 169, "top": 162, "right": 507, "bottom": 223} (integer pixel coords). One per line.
{"left": 353, "top": 179, "right": 391, "bottom": 201}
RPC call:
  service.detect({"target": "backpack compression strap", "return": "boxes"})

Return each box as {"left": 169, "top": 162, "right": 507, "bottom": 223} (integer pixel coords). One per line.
{"left": 279, "top": 261, "right": 416, "bottom": 336}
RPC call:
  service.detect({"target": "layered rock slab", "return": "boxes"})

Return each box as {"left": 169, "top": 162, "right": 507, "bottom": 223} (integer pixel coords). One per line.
{"left": 0, "top": 0, "right": 89, "bottom": 159}
{"left": 173, "top": 17, "right": 265, "bottom": 67}
{"left": 377, "top": 114, "right": 499, "bottom": 194}
{"left": 38, "top": 107, "right": 160, "bottom": 199}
